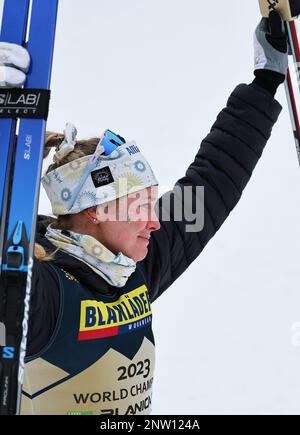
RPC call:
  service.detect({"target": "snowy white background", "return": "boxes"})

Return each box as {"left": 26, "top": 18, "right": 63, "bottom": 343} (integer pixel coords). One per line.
{"left": 1, "top": 0, "right": 300, "bottom": 415}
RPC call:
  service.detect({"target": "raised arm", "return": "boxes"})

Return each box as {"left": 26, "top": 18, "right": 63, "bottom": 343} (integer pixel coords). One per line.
{"left": 140, "top": 11, "right": 287, "bottom": 302}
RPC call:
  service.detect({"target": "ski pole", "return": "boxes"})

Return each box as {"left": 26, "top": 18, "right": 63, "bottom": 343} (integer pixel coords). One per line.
{"left": 285, "top": 19, "right": 300, "bottom": 164}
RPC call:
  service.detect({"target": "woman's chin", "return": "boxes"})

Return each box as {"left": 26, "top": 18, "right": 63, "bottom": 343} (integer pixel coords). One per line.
{"left": 129, "top": 246, "right": 149, "bottom": 262}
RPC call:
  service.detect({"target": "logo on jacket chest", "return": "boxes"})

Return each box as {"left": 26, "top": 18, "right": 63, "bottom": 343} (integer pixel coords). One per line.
{"left": 78, "top": 285, "right": 152, "bottom": 341}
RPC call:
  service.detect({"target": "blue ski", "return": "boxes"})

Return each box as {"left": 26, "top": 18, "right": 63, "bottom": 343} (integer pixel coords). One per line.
{"left": 0, "top": 0, "right": 58, "bottom": 415}
{"left": 0, "top": 0, "right": 30, "bottom": 275}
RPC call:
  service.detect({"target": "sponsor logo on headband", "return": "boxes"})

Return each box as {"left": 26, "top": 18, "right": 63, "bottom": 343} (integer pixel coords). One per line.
{"left": 91, "top": 166, "right": 114, "bottom": 188}
{"left": 126, "top": 144, "right": 140, "bottom": 156}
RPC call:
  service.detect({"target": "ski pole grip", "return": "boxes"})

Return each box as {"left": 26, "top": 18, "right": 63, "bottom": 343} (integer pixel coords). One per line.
{"left": 259, "top": 0, "right": 300, "bottom": 21}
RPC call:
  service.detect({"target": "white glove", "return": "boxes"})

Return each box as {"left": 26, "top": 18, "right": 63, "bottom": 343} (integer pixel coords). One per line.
{"left": 254, "top": 10, "right": 288, "bottom": 77}
{"left": 0, "top": 42, "right": 30, "bottom": 87}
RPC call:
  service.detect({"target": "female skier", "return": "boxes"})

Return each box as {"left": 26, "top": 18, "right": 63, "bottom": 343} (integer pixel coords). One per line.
{"left": 0, "top": 11, "right": 288, "bottom": 414}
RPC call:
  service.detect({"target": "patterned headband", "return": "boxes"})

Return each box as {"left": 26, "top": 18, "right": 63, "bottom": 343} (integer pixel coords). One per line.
{"left": 42, "top": 125, "right": 159, "bottom": 216}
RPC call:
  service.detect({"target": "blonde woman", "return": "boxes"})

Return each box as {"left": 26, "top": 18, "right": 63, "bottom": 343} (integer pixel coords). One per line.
{"left": 0, "top": 11, "right": 288, "bottom": 414}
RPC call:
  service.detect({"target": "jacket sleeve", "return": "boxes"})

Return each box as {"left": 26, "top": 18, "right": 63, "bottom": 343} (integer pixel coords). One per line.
{"left": 138, "top": 83, "right": 282, "bottom": 303}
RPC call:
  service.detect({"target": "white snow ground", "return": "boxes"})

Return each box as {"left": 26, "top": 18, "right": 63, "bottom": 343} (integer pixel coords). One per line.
{"left": 1, "top": 0, "right": 300, "bottom": 415}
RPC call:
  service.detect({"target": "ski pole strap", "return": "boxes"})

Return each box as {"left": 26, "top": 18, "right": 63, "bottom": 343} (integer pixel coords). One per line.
{"left": 0, "top": 88, "right": 51, "bottom": 119}
{"left": 258, "top": 0, "right": 300, "bottom": 21}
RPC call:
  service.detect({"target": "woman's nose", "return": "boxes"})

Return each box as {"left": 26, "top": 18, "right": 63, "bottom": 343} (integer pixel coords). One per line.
{"left": 152, "top": 219, "right": 161, "bottom": 232}
{"left": 147, "top": 212, "right": 161, "bottom": 232}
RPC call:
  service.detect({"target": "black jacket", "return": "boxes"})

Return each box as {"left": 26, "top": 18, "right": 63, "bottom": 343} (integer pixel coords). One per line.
{"left": 28, "top": 83, "right": 282, "bottom": 356}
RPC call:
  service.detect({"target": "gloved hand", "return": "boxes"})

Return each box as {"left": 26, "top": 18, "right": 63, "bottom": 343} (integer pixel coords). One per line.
{"left": 0, "top": 42, "right": 30, "bottom": 87}
{"left": 253, "top": 10, "right": 289, "bottom": 96}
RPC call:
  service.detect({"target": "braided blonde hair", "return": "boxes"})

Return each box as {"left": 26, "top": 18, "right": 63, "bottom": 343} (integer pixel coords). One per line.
{"left": 35, "top": 130, "right": 101, "bottom": 262}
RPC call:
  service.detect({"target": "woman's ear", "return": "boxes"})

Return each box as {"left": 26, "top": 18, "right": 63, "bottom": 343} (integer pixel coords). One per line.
{"left": 83, "top": 206, "right": 98, "bottom": 223}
